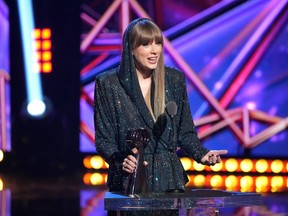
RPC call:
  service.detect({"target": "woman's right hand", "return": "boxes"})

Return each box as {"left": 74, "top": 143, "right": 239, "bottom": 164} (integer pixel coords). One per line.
{"left": 122, "top": 155, "right": 137, "bottom": 173}
{"left": 122, "top": 148, "right": 148, "bottom": 173}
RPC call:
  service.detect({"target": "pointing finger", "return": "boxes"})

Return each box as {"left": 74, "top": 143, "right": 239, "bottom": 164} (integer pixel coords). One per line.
{"left": 212, "top": 150, "right": 228, "bottom": 155}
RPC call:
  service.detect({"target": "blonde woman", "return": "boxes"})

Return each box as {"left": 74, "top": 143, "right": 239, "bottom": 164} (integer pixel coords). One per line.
{"left": 94, "top": 18, "right": 227, "bottom": 215}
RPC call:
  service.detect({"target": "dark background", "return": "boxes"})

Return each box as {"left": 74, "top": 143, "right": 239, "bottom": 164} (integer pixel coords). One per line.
{"left": 3, "top": 0, "right": 81, "bottom": 176}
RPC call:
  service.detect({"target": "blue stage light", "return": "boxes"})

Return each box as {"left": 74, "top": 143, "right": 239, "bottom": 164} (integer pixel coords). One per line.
{"left": 17, "top": 0, "right": 45, "bottom": 117}
{"left": 27, "top": 99, "right": 46, "bottom": 117}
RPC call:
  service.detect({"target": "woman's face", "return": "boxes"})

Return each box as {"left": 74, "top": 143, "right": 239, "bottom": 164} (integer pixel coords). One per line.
{"left": 133, "top": 40, "right": 162, "bottom": 74}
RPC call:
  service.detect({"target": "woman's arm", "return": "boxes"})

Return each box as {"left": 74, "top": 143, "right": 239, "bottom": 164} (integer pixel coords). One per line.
{"left": 94, "top": 76, "right": 124, "bottom": 166}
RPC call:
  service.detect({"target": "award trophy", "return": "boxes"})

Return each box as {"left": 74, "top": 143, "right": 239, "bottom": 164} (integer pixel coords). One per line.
{"left": 125, "top": 128, "right": 150, "bottom": 197}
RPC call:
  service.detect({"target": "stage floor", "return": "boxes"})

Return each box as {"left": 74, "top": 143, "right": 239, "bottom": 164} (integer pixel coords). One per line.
{"left": 1, "top": 173, "right": 288, "bottom": 216}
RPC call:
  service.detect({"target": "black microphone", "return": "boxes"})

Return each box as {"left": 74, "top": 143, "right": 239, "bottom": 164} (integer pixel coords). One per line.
{"left": 165, "top": 101, "right": 177, "bottom": 150}
{"left": 166, "top": 101, "right": 177, "bottom": 117}
{"left": 165, "top": 102, "right": 184, "bottom": 193}
{"left": 166, "top": 101, "right": 177, "bottom": 148}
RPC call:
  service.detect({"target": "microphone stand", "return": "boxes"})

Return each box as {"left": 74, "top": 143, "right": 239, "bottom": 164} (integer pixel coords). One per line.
{"left": 165, "top": 101, "right": 184, "bottom": 193}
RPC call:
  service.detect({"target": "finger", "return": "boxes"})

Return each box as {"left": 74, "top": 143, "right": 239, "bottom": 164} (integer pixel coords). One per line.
{"left": 124, "top": 158, "right": 137, "bottom": 170}
{"left": 131, "top": 148, "right": 138, "bottom": 154}
{"left": 123, "top": 167, "right": 134, "bottom": 173}
{"left": 143, "top": 161, "right": 148, "bottom": 166}
{"left": 123, "top": 161, "right": 135, "bottom": 173}
{"left": 208, "top": 154, "right": 214, "bottom": 164}
{"left": 216, "top": 155, "right": 221, "bottom": 163}
{"left": 211, "top": 150, "right": 228, "bottom": 155}
{"left": 212, "top": 155, "right": 217, "bottom": 164}
{"left": 122, "top": 162, "right": 132, "bottom": 173}
{"left": 127, "top": 155, "right": 138, "bottom": 164}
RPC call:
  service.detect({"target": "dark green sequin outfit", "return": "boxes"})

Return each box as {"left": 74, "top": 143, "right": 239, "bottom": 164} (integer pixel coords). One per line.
{"left": 94, "top": 18, "right": 209, "bottom": 215}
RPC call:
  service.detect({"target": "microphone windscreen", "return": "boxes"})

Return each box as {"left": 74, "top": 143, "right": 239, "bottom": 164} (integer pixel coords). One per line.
{"left": 166, "top": 101, "right": 177, "bottom": 117}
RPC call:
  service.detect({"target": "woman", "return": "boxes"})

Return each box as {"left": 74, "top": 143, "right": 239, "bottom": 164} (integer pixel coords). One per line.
{"left": 94, "top": 17, "right": 227, "bottom": 204}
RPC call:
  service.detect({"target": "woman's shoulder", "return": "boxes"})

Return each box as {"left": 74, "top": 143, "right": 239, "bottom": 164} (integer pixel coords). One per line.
{"left": 165, "top": 65, "right": 185, "bottom": 81}
{"left": 95, "top": 68, "right": 118, "bottom": 83}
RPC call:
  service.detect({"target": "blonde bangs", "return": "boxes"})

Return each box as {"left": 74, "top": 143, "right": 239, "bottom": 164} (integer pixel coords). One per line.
{"left": 131, "top": 22, "right": 163, "bottom": 49}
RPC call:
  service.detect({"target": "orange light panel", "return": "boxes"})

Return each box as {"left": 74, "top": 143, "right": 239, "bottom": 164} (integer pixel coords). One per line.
{"left": 33, "top": 29, "right": 41, "bottom": 39}
{"left": 271, "top": 160, "right": 283, "bottom": 173}
{"left": 36, "top": 51, "right": 41, "bottom": 61}
{"left": 33, "top": 28, "right": 52, "bottom": 73}
{"left": 255, "top": 159, "right": 268, "bottom": 173}
{"left": 42, "top": 51, "right": 52, "bottom": 61}
{"left": 33, "top": 40, "right": 41, "bottom": 50}
{"left": 42, "top": 28, "right": 51, "bottom": 39}
{"left": 42, "top": 62, "right": 52, "bottom": 73}
{"left": 240, "top": 159, "right": 253, "bottom": 173}
{"left": 42, "top": 40, "right": 51, "bottom": 50}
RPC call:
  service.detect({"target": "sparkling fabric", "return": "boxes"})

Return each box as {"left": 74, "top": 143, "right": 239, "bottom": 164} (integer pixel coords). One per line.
{"left": 94, "top": 18, "right": 209, "bottom": 194}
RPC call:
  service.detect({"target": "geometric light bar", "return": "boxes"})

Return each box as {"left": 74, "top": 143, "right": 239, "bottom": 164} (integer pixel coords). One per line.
{"left": 83, "top": 172, "right": 288, "bottom": 193}
{"left": 83, "top": 155, "right": 288, "bottom": 174}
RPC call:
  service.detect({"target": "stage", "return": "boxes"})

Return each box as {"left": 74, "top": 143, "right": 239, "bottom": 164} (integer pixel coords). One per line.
{"left": 105, "top": 189, "right": 262, "bottom": 215}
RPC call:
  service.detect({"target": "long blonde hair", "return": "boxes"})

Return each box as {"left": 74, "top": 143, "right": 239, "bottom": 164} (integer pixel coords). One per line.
{"left": 130, "top": 19, "right": 165, "bottom": 121}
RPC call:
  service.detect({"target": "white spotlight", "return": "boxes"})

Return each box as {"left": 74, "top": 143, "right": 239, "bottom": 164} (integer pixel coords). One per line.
{"left": 27, "top": 99, "right": 46, "bottom": 117}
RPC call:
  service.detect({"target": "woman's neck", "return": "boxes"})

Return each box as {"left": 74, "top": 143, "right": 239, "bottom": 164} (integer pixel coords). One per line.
{"left": 136, "top": 67, "right": 153, "bottom": 80}
{"left": 137, "top": 71, "right": 152, "bottom": 98}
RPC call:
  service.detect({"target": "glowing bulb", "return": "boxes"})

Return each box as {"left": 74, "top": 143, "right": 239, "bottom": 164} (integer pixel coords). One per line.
{"left": 210, "top": 175, "right": 223, "bottom": 188}
{"left": 225, "top": 158, "right": 238, "bottom": 172}
{"left": 256, "top": 176, "right": 268, "bottom": 188}
{"left": 193, "top": 175, "right": 205, "bottom": 187}
{"left": 27, "top": 99, "right": 46, "bottom": 117}
{"left": 211, "top": 161, "right": 223, "bottom": 172}
{"left": 83, "top": 156, "right": 92, "bottom": 169}
{"left": 193, "top": 161, "right": 205, "bottom": 171}
{"left": 0, "top": 150, "right": 4, "bottom": 162}
{"left": 240, "top": 159, "right": 253, "bottom": 172}
{"left": 0, "top": 178, "right": 3, "bottom": 190}
{"left": 83, "top": 173, "right": 92, "bottom": 185}
{"left": 90, "top": 155, "right": 104, "bottom": 169}
{"left": 240, "top": 176, "right": 254, "bottom": 191}
{"left": 255, "top": 159, "right": 268, "bottom": 173}
{"left": 225, "top": 175, "right": 238, "bottom": 189}
{"left": 90, "top": 173, "right": 104, "bottom": 185}
{"left": 271, "top": 160, "right": 283, "bottom": 173}
{"left": 180, "top": 157, "right": 192, "bottom": 171}
{"left": 271, "top": 176, "right": 284, "bottom": 189}
{"left": 246, "top": 102, "right": 256, "bottom": 110}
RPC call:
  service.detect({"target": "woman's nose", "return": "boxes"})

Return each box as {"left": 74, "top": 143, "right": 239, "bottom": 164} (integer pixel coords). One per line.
{"left": 150, "top": 44, "right": 158, "bottom": 53}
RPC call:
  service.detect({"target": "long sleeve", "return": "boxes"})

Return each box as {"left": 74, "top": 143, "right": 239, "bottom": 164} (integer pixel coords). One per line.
{"left": 176, "top": 73, "right": 209, "bottom": 163}
{"left": 94, "top": 74, "right": 127, "bottom": 166}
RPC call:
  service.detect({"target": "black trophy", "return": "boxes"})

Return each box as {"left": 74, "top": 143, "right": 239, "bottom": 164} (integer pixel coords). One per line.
{"left": 125, "top": 128, "right": 150, "bottom": 197}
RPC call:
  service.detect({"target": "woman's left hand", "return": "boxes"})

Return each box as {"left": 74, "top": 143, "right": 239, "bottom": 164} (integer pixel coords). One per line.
{"left": 201, "top": 150, "right": 228, "bottom": 166}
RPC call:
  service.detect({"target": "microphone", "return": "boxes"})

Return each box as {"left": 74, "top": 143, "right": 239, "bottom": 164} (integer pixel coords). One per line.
{"left": 165, "top": 101, "right": 177, "bottom": 150}
{"left": 165, "top": 101, "right": 184, "bottom": 193}
{"left": 166, "top": 101, "right": 177, "bottom": 117}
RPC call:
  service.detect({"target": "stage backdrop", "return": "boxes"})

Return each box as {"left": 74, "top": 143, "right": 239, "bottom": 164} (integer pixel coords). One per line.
{"left": 80, "top": 0, "right": 288, "bottom": 159}
{"left": 0, "top": 0, "right": 10, "bottom": 152}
